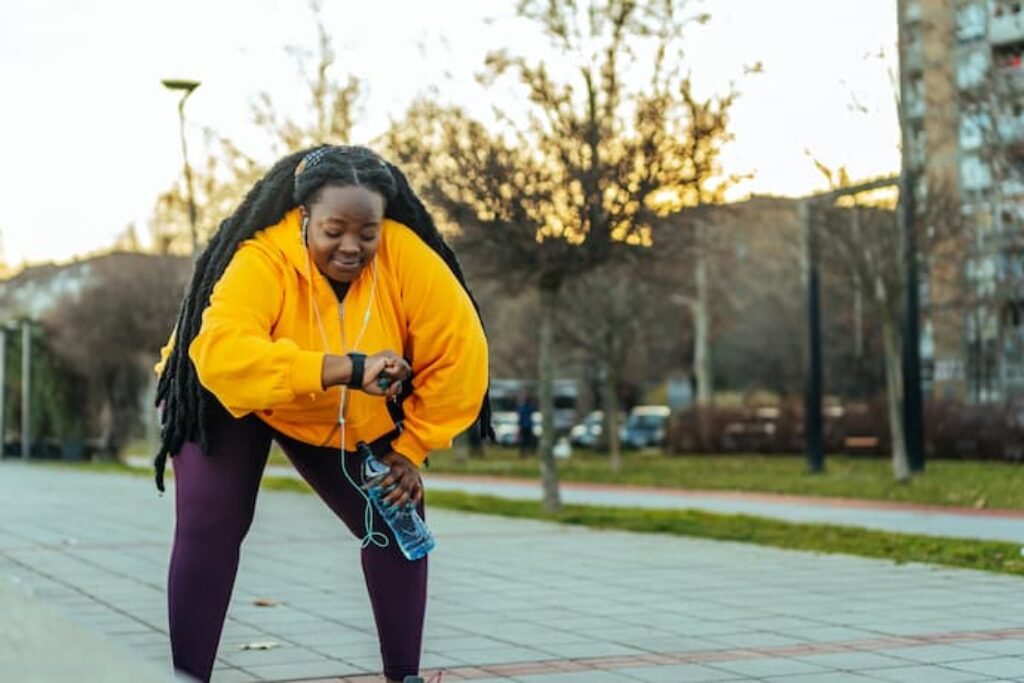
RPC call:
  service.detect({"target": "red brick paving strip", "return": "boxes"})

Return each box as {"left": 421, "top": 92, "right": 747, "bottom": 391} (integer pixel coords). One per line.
{"left": 286, "top": 625, "right": 1024, "bottom": 682}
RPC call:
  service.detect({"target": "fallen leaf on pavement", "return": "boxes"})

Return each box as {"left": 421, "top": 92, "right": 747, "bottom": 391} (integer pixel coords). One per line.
{"left": 252, "top": 598, "right": 281, "bottom": 607}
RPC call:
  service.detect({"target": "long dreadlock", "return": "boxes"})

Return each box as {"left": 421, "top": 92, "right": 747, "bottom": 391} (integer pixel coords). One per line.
{"left": 154, "top": 145, "right": 493, "bottom": 491}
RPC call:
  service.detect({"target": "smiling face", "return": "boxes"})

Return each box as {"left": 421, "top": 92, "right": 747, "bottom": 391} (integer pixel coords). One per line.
{"left": 302, "top": 184, "right": 385, "bottom": 283}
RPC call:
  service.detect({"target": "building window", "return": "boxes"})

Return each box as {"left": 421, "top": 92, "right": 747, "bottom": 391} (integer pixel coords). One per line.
{"left": 957, "top": 3, "right": 987, "bottom": 43}
{"left": 995, "top": 43, "right": 1024, "bottom": 71}
{"left": 1002, "top": 301, "right": 1024, "bottom": 383}
{"left": 993, "top": 2, "right": 1024, "bottom": 19}
{"left": 958, "top": 48, "right": 990, "bottom": 88}
{"left": 962, "top": 154, "right": 993, "bottom": 190}
{"left": 906, "top": 76, "right": 926, "bottom": 118}
{"left": 960, "top": 112, "right": 988, "bottom": 150}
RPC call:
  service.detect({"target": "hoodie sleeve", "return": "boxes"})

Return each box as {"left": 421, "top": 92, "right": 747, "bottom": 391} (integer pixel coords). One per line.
{"left": 188, "top": 243, "right": 325, "bottom": 417}
{"left": 389, "top": 227, "right": 489, "bottom": 466}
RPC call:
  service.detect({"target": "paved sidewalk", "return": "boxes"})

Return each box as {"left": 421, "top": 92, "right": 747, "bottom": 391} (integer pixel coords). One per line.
{"left": 3, "top": 462, "right": 1024, "bottom": 682}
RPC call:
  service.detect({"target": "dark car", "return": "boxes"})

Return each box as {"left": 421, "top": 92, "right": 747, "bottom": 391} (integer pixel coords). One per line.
{"left": 619, "top": 405, "right": 670, "bottom": 449}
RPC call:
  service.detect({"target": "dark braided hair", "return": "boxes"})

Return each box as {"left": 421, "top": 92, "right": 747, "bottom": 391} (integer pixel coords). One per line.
{"left": 154, "top": 145, "right": 493, "bottom": 491}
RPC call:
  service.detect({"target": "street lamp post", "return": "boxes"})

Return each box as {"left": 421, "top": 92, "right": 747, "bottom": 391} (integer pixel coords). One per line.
{"left": 801, "top": 200, "right": 825, "bottom": 473}
{"left": 0, "top": 327, "right": 5, "bottom": 458}
{"left": 162, "top": 78, "right": 201, "bottom": 257}
{"left": 897, "top": 0, "right": 926, "bottom": 473}
{"left": 21, "top": 321, "right": 30, "bottom": 459}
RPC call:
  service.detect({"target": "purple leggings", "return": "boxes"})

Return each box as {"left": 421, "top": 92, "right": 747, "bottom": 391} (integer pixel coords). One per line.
{"left": 168, "top": 414, "right": 427, "bottom": 682}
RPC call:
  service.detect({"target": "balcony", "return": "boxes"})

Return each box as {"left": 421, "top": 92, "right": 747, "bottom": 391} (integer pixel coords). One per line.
{"left": 991, "top": 10, "right": 1024, "bottom": 46}
{"left": 1000, "top": 65, "right": 1024, "bottom": 92}
{"left": 905, "top": 96, "right": 925, "bottom": 120}
{"left": 906, "top": 0, "right": 922, "bottom": 23}
{"left": 998, "top": 114, "right": 1024, "bottom": 145}
{"left": 904, "top": 42, "right": 924, "bottom": 74}
{"left": 1003, "top": 177, "right": 1024, "bottom": 197}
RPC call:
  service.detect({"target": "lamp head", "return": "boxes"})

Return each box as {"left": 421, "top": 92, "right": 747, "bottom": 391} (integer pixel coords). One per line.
{"left": 161, "top": 79, "right": 200, "bottom": 94}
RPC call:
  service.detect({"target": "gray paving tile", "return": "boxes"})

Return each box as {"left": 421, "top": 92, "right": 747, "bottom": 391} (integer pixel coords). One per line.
{"left": 867, "top": 664, "right": 1001, "bottom": 682}
{"left": 448, "top": 646, "right": 559, "bottom": 666}
{"left": 777, "top": 626, "right": 878, "bottom": 643}
{"left": 235, "top": 659, "right": 353, "bottom": 680}
{"left": 960, "top": 639, "right": 1024, "bottom": 657}
{"left": 514, "top": 671, "right": 643, "bottom": 683}
{"left": 218, "top": 645, "right": 329, "bottom": 668}
{"left": 617, "top": 664, "right": 746, "bottom": 682}
{"left": 210, "top": 668, "right": 261, "bottom": 683}
{"left": 417, "top": 653, "right": 470, "bottom": 670}
{"left": 309, "top": 639, "right": 379, "bottom": 660}
{"left": 705, "top": 656, "right": 832, "bottom": 678}
{"left": 787, "top": 651, "right": 911, "bottom": 671}
{"left": 760, "top": 673, "right": 881, "bottom": 682}
{"left": 534, "top": 641, "right": 646, "bottom": 659}
{"left": 944, "top": 656, "right": 1024, "bottom": 678}
{"left": 707, "top": 631, "right": 806, "bottom": 648}
{"left": 876, "top": 644, "right": 1003, "bottom": 664}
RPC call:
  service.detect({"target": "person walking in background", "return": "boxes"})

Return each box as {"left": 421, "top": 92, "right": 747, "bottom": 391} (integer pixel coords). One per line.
{"left": 516, "top": 389, "right": 537, "bottom": 456}
{"left": 152, "top": 145, "right": 492, "bottom": 683}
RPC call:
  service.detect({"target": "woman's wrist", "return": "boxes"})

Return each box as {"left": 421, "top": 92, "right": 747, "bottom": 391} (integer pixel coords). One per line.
{"left": 320, "top": 354, "right": 354, "bottom": 389}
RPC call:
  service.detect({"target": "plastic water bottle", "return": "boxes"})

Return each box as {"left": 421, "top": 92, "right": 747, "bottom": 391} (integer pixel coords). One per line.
{"left": 358, "top": 442, "right": 435, "bottom": 561}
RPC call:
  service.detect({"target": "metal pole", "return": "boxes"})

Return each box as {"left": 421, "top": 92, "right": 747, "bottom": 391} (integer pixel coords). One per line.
{"left": 177, "top": 95, "right": 199, "bottom": 258}
{"left": 802, "top": 201, "right": 825, "bottom": 473}
{"left": 21, "top": 321, "right": 30, "bottom": 459}
{"left": 897, "top": 0, "right": 925, "bottom": 473}
{"left": 0, "top": 329, "right": 5, "bottom": 458}
{"left": 902, "top": 171, "right": 926, "bottom": 472}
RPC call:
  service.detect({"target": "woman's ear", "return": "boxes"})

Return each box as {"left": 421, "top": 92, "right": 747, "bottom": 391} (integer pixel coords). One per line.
{"left": 300, "top": 207, "right": 309, "bottom": 244}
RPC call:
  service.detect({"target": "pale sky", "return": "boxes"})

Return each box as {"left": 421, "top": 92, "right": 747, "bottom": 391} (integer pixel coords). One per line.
{"left": 0, "top": 0, "right": 899, "bottom": 266}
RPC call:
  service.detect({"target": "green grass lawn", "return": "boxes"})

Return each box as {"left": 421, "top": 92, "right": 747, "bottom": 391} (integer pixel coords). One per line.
{"left": 259, "top": 477, "right": 1024, "bottom": 579}
{"left": 420, "top": 447, "right": 1024, "bottom": 510}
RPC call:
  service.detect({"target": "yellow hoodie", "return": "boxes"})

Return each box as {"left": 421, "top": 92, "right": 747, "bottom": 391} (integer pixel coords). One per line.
{"left": 157, "top": 209, "right": 488, "bottom": 466}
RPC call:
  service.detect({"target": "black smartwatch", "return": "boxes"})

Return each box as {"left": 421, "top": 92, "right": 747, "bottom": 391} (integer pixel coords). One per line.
{"left": 346, "top": 352, "right": 367, "bottom": 389}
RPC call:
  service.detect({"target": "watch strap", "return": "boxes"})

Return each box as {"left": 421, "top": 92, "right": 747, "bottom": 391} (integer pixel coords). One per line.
{"left": 346, "top": 352, "right": 367, "bottom": 389}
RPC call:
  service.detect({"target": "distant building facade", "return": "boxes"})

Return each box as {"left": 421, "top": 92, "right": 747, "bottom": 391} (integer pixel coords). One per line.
{"left": 900, "top": 0, "right": 1024, "bottom": 401}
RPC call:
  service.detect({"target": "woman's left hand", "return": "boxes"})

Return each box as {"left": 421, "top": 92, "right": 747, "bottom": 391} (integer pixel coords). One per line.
{"left": 375, "top": 451, "right": 423, "bottom": 508}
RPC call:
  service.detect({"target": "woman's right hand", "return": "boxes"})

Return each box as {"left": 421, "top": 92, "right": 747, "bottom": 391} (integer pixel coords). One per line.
{"left": 361, "top": 351, "right": 411, "bottom": 398}
{"left": 321, "top": 352, "right": 411, "bottom": 397}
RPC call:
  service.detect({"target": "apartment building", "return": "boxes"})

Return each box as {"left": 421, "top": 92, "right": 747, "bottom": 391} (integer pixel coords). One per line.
{"left": 902, "top": 0, "right": 1024, "bottom": 400}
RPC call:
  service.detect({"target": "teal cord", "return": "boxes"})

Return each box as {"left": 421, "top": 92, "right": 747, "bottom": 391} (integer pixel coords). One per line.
{"left": 339, "top": 421, "right": 389, "bottom": 550}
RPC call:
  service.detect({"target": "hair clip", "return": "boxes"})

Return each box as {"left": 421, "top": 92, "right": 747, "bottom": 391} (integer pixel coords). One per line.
{"left": 295, "top": 147, "right": 332, "bottom": 177}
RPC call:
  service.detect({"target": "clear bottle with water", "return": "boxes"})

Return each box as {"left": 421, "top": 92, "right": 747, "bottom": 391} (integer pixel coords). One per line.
{"left": 358, "top": 443, "right": 435, "bottom": 561}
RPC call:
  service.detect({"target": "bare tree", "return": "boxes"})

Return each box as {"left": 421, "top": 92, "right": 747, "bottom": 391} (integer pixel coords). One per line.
{"left": 45, "top": 254, "right": 190, "bottom": 455}
{"left": 812, "top": 162, "right": 963, "bottom": 480}
{"left": 385, "top": 0, "right": 734, "bottom": 511}
{"left": 554, "top": 262, "right": 678, "bottom": 471}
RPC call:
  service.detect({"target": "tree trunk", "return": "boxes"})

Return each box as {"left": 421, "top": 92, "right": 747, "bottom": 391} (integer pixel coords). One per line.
{"left": 879, "top": 279, "right": 910, "bottom": 482}
{"left": 603, "top": 360, "right": 621, "bottom": 474}
{"left": 538, "top": 282, "right": 562, "bottom": 512}
{"left": 694, "top": 221, "right": 713, "bottom": 447}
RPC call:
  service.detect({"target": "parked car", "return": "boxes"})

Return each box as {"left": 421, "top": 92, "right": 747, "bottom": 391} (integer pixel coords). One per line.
{"left": 620, "top": 405, "right": 671, "bottom": 449}
{"left": 570, "top": 410, "right": 626, "bottom": 448}
{"left": 570, "top": 411, "right": 604, "bottom": 448}
{"left": 492, "top": 412, "right": 520, "bottom": 447}
{"left": 492, "top": 411, "right": 542, "bottom": 447}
